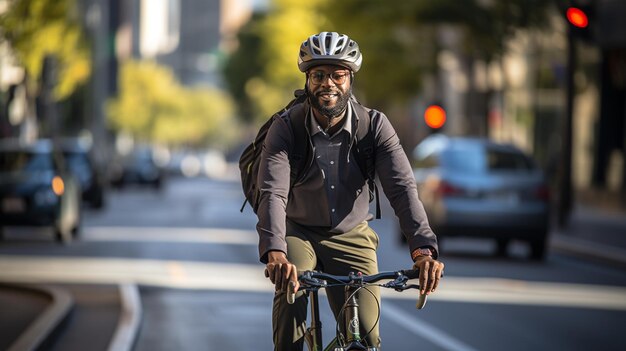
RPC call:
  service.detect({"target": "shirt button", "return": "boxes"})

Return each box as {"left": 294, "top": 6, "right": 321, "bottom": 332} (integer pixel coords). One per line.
{"left": 331, "top": 209, "right": 336, "bottom": 213}
{"left": 331, "top": 185, "right": 335, "bottom": 189}
{"left": 330, "top": 161, "right": 335, "bottom": 165}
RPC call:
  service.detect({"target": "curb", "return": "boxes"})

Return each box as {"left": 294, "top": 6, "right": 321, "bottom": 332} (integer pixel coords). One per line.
{"left": 3, "top": 284, "right": 74, "bottom": 351}
{"left": 550, "top": 234, "right": 626, "bottom": 270}
{"left": 108, "top": 284, "right": 143, "bottom": 351}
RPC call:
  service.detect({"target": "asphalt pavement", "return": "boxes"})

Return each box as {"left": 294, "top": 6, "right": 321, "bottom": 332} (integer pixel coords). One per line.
{"left": 551, "top": 202, "right": 626, "bottom": 270}
{"left": 0, "top": 197, "right": 625, "bottom": 350}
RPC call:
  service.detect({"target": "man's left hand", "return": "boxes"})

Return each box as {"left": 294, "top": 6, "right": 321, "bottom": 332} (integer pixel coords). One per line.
{"left": 412, "top": 256, "right": 444, "bottom": 295}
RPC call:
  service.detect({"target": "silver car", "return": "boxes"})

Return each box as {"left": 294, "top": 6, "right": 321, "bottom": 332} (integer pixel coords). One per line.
{"left": 411, "top": 135, "right": 551, "bottom": 260}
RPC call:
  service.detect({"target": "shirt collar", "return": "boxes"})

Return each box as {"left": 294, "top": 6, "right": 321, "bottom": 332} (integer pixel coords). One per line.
{"left": 309, "top": 101, "right": 353, "bottom": 137}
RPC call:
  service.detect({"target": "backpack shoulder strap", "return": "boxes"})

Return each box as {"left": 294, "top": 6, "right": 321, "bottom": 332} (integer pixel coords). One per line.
{"left": 283, "top": 90, "right": 310, "bottom": 186}
{"left": 351, "top": 101, "right": 381, "bottom": 219}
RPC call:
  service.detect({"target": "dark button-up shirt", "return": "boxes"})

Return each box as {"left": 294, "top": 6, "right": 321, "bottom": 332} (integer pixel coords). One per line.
{"left": 256, "top": 100, "right": 438, "bottom": 263}
{"left": 309, "top": 102, "right": 354, "bottom": 228}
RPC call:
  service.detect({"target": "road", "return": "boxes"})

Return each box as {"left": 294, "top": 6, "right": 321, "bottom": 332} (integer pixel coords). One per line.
{"left": 1, "top": 174, "right": 625, "bottom": 350}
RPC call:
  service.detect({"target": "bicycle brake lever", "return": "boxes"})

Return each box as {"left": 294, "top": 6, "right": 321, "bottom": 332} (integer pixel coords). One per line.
{"left": 390, "top": 283, "right": 420, "bottom": 292}
{"left": 286, "top": 281, "right": 296, "bottom": 305}
{"left": 416, "top": 292, "right": 428, "bottom": 309}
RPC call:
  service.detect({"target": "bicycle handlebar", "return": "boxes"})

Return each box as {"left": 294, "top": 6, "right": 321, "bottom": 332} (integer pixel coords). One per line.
{"left": 287, "top": 269, "right": 429, "bottom": 309}
{"left": 300, "top": 269, "right": 420, "bottom": 285}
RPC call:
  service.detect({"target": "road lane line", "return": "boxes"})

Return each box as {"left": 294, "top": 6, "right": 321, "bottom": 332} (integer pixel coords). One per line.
{"left": 82, "top": 227, "right": 258, "bottom": 245}
{"left": 2, "top": 256, "right": 626, "bottom": 311}
{"left": 108, "top": 284, "right": 142, "bottom": 351}
{"left": 167, "top": 261, "right": 188, "bottom": 284}
{"left": 383, "top": 302, "right": 479, "bottom": 351}
{"left": 381, "top": 277, "right": 626, "bottom": 311}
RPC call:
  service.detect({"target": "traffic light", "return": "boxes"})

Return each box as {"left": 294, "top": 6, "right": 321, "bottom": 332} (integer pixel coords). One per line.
{"left": 424, "top": 105, "right": 446, "bottom": 132}
{"left": 565, "top": 3, "right": 595, "bottom": 42}
{"left": 567, "top": 7, "right": 588, "bottom": 28}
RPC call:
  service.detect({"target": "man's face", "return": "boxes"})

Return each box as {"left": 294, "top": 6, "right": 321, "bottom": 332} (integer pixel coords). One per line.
{"left": 306, "top": 65, "right": 352, "bottom": 119}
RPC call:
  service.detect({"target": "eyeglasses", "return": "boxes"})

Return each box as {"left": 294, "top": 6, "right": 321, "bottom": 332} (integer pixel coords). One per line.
{"left": 308, "top": 71, "right": 350, "bottom": 85}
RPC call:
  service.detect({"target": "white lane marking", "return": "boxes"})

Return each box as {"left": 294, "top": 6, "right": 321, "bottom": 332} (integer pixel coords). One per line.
{"left": 380, "top": 277, "right": 626, "bottom": 311}
{"left": 108, "top": 284, "right": 142, "bottom": 351}
{"left": 82, "top": 227, "right": 258, "bottom": 245}
{"left": 1, "top": 256, "right": 626, "bottom": 311}
{"left": 0, "top": 256, "right": 270, "bottom": 291}
{"left": 383, "top": 302, "right": 479, "bottom": 351}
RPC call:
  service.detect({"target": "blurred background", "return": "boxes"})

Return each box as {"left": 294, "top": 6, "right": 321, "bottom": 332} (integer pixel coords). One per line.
{"left": 1, "top": 0, "right": 625, "bottom": 220}
{"left": 1, "top": 0, "right": 625, "bottom": 350}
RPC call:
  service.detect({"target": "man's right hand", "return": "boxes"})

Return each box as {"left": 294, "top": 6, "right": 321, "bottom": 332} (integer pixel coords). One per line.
{"left": 265, "top": 251, "right": 299, "bottom": 294}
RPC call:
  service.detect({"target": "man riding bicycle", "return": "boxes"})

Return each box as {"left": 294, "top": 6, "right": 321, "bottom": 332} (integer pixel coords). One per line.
{"left": 257, "top": 31, "right": 445, "bottom": 350}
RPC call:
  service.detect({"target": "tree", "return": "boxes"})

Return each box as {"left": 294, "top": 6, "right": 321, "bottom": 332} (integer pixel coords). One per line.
{"left": 322, "top": 0, "right": 553, "bottom": 135}
{"left": 0, "top": 0, "right": 90, "bottom": 138}
{"left": 223, "top": 0, "right": 553, "bottom": 134}
{"left": 223, "top": 0, "right": 326, "bottom": 125}
{"left": 223, "top": 13, "right": 265, "bottom": 124}
{"left": 107, "top": 60, "right": 237, "bottom": 149}
{"left": 0, "top": 0, "right": 90, "bottom": 99}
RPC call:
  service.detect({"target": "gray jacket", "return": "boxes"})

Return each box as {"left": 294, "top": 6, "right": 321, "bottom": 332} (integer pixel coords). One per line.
{"left": 256, "top": 99, "right": 438, "bottom": 263}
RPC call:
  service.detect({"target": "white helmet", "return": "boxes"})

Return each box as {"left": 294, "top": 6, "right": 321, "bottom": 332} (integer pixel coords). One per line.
{"left": 298, "top": 32, "right": 363, "bottom": 73}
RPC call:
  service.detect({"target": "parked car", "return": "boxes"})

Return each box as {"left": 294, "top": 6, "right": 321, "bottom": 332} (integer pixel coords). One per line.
{"left": 60, "top": 139, "right": 105, "bottom": 209}
{"left": 0, "top": 139, "right": 82, "bottom": 243}
{"left": 409, "top": 135, "right": 551, "bottom": 260}
{"left": 109, "top": 148, "right": 164, "bottom": 190}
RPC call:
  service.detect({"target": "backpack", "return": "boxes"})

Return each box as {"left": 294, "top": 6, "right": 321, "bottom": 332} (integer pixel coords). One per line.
{"left": 239, "top": 89, "right": 381, "bottom": 218}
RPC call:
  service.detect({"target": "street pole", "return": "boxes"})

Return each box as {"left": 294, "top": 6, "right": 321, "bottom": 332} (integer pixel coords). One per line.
{"left": 558, "top": 26, "right": 575, "bottom": 228}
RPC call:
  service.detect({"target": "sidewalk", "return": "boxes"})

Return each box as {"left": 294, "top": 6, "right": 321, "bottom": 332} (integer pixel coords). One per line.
{"left": 550, "top": 202, "right": 626, "bottom": 270}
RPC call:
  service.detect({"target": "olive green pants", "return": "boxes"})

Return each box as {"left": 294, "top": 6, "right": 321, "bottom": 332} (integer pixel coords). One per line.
{"left": 272, "top": 221, "right": 381, "bottom": 350}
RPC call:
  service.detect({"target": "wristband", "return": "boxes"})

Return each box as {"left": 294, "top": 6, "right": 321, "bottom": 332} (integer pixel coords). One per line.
{"left": 412, "top": 247, "right": 433, "bottom": 261}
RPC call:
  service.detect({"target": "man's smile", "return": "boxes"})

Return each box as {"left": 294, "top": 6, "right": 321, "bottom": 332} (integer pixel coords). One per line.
{"left": 317, "top": 91, "right": 339, "bottom": 103}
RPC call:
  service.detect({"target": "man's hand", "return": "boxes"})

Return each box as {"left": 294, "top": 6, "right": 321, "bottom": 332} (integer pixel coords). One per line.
{"left": 265, "top": 251, "right": 299, "bottom": 294}
{"left": 412, "top": 256, "right": 444, "bottom": 295}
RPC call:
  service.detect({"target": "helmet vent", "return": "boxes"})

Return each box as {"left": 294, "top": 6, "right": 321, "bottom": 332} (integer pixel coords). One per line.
{"left": 312, "top": 37, "right": 320, "bottom": 48}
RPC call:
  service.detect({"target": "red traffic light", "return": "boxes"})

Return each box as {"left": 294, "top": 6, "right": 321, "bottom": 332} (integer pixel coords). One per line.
{"left": 566, "top": 7, "right": 589, "bottom": 28}
{"left": 424, "top": 105, "right": 446, "bottom": 129}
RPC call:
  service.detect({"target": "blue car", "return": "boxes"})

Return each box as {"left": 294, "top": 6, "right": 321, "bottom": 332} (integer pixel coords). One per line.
{"left": 0, "top": 139, "right": 82, "bottom": 243}
{"left": 410, "top": 135, "right": 551, "bottom": 260}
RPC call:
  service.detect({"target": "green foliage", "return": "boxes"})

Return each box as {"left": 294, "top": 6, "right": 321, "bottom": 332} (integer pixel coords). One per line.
{"left": 413, "top": 0, "right": 552, "bottom": 59}
{"left": 107, "top": 60, "right": 237, "bottom": 148}
{"left": 223, "top": 0, "right": 554, "bottom": 124}
{"left": 0, "top": 0, "right": 90, "bottom": 100}
{"left": 223, "top": 0, "right": 326, "bottom": 125}
{"left": 318, "top": 0, "right": 434, "bottom": 108}
{"left": 223, "top": 13, "right": 264, "bottom": 123}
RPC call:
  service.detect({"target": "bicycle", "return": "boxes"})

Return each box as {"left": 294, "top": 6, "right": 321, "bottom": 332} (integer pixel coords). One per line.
{"left": 285, "top": 269, "right": 427, "bottom": 351}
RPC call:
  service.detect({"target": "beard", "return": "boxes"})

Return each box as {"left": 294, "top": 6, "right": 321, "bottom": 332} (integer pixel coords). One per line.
{"left": 309, "top": 86, "right": 352, "bottom": 120}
